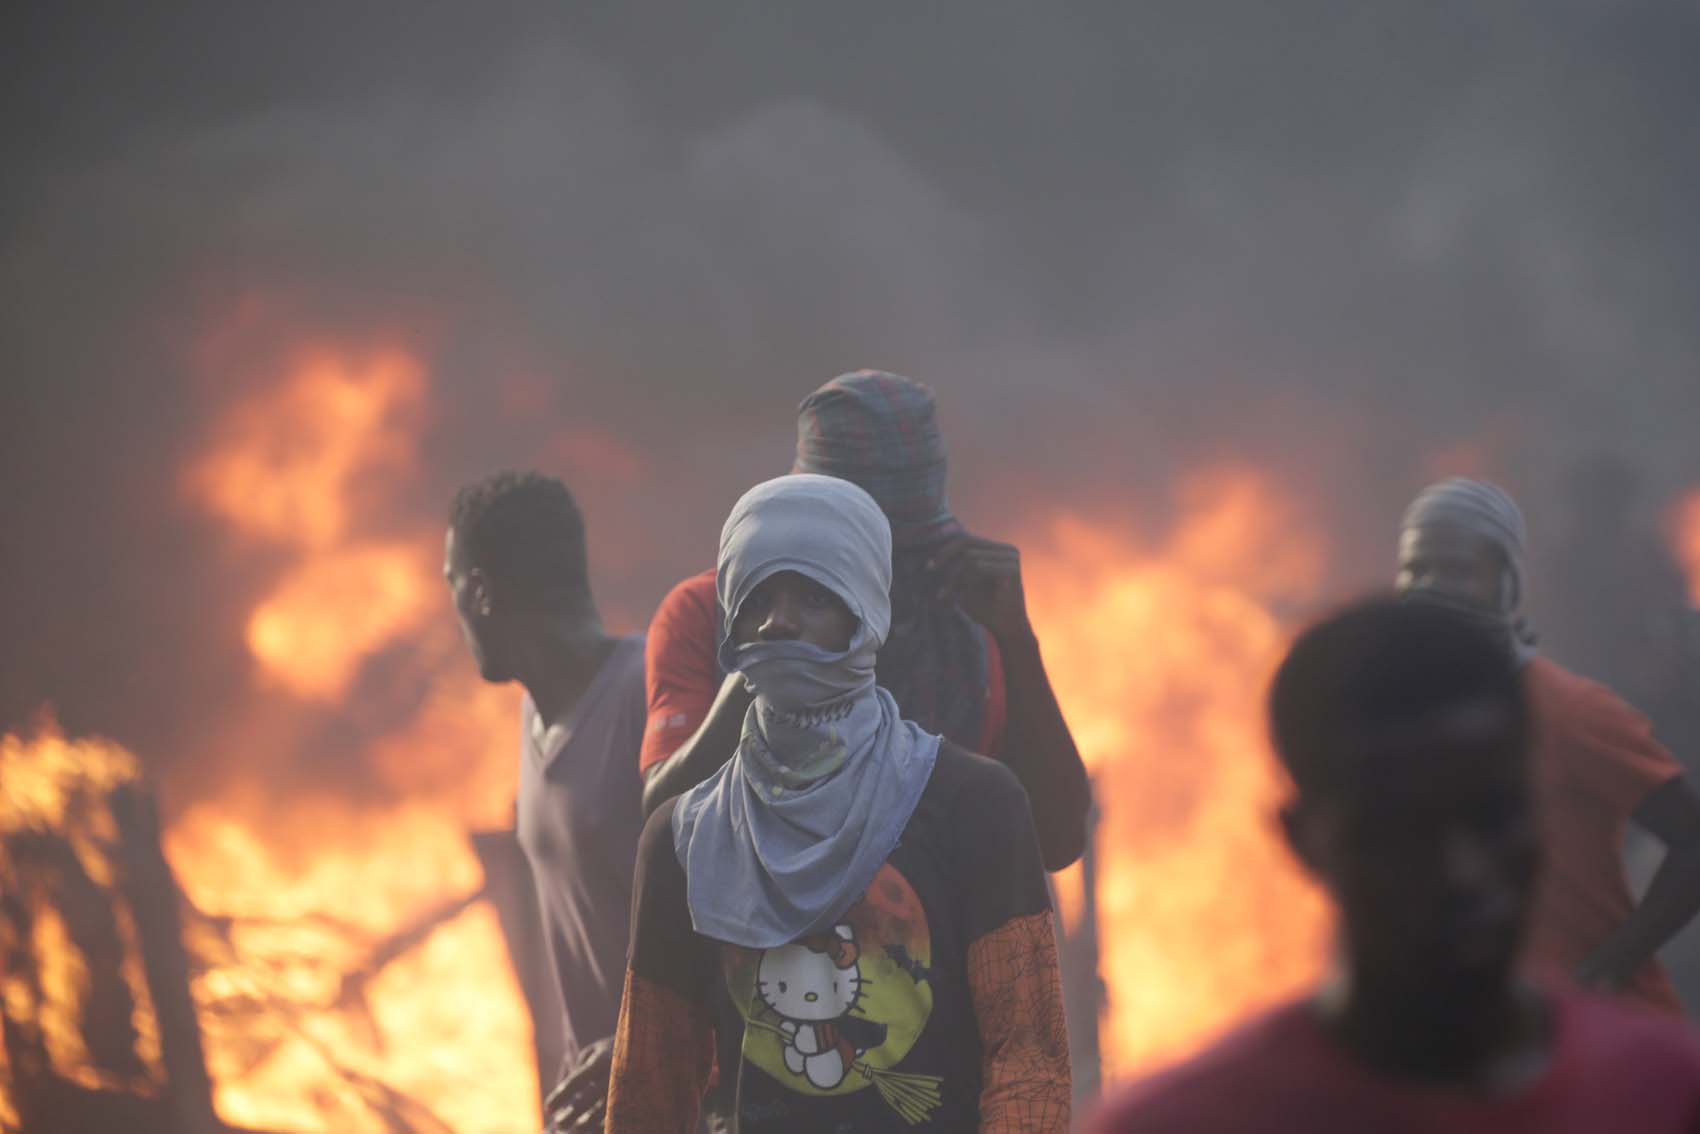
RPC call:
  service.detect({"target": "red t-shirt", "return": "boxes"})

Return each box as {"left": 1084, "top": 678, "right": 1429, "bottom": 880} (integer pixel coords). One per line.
{"left": 1522, "top": 657, "right": 1685, "bottom": 1013}
{"left": 639, "top": 569, "right": 1007, "bottom": 774}
{"left": 1087, "top": 987, "right": 1700, "bottom": 1133}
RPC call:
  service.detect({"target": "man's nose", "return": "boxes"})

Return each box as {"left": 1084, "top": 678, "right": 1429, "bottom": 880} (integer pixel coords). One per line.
{"left": 758, "top": 594, "right": 803, "bottom": 640}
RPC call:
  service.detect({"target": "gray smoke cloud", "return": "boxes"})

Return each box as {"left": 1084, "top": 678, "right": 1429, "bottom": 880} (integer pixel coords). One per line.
{"left": 4, "top": 1, "right": 1699, "bottom": 790}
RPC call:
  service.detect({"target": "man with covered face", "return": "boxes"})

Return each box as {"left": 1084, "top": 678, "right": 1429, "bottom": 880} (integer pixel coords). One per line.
{"left": 638, "top": 370, "right": 1090, "bottom": 872}
{"left": 1089, "top": 598, "right": 1700, "bottom": 1132}
{"left": 606, "top": 475, "right": 1070, "bottom": 1133}
{"left": 1395, "top": 477, "right": 1700, "bottom": 1013}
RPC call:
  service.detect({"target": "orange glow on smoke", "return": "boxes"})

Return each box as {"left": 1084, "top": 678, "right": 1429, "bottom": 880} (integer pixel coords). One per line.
{"left": 186, "top": 351, "right": 426, "bottom": 549}
{"left": 1023, "top": 468, "right": 1331, "bottom": 1079}
{"left": 245, "top": 543, "right": 436, "bottom": 700}
{"left": 1669, "top": 489, "right": 1700, "bottom": 607}
{"left": 166, "top": 344, "right": 538, "bottom": 1131}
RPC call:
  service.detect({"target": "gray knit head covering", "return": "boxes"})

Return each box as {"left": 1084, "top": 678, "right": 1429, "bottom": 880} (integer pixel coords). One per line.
{"left": 1400, "top": 477, "right": 1537, "bottom": 663}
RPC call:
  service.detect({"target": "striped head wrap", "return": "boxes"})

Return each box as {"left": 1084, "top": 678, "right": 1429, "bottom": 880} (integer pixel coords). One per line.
{"left": 793, "top": 371, "right": 963, "bottom": 548}
{"left": 1400, "top": 477, "right": 1537, "bottom": 663}
{"left": 790, "top": 370, "right": 990, "bottom": 749}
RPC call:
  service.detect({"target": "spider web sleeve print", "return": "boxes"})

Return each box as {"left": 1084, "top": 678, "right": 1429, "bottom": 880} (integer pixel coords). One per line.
{"left": 604, "top": 801, "right": 714, "bottom": 1134}
{"left": 956, "top": 749, "right": 1071, "bottom": 1132}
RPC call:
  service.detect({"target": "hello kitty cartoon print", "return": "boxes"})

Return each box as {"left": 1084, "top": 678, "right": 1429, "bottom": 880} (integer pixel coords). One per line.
{"left": 758, "top": 924, "right": 872, "bottom": 1089}
{"left": 721, "top": 862, "right": 942, "bottom": 1123}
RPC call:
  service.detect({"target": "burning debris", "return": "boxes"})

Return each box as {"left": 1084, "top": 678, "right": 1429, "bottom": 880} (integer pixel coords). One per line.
{"left": 0, "top": 719, "right": 545, "bottom": 1134}
{"left": 1, "top": 719, "right": 212, "bottom": 1134}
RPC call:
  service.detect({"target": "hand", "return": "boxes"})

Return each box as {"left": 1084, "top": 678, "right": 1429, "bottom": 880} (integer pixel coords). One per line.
{"left": 544, "top": 1037, "right": 614, "bottom": 1133}
{"left": 928, "top": 534, "right": 1031, "bottom": 640}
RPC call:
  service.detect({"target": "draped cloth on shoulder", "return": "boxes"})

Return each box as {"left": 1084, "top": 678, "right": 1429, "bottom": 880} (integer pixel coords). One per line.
{"left": 671, "top": 474, "right": 941, "bottom": 949}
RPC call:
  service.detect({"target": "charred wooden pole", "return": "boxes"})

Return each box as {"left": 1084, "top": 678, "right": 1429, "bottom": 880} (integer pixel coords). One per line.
{"left": 0, "top": 844, "right": 53, "bottom": 1133}
{"left": 1059, "top": 782, "right": 1105, "bottom": 1105}
{"left": 110, "top": 783, "right": 222, "bottom": 1134}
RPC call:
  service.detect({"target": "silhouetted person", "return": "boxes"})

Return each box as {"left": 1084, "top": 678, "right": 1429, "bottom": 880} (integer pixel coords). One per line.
{"left": 445, "top": 471, "right": 644, "bottom": 1133}
{"left": 1397, "top": 478, "right": 1700, "bottom": 1013}
{"left": 638, "top": 370, "right": 1090, "bottom": 870}
{"left": 1090, "top": 598, "right": 1700, "bottom": 1133}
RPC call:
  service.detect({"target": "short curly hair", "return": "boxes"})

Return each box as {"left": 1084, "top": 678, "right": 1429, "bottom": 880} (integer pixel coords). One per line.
{"left": 449, "top": 471, "right": 590, "bottom": 605}
{"left": 1269, "top": 596, "right": 1529, "bottom": 801}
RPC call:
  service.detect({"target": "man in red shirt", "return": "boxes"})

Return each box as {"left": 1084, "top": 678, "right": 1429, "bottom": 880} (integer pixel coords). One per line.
{"left": 1090, "top": 598, "right": 1700, "bottom": 1133}
{"left": 1396, "top": 478, "right": 1700, "bottom": 1013}
{"left": 639, "top": 371, "right": 1090, "bottom": 871}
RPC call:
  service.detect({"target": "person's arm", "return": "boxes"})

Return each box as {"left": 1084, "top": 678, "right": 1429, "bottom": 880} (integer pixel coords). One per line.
{"left": 958, "top": 758, "right": 1071, "bottom": 1133}
{"left": 605, "top": 804, "right": 714, "bottom": 1134}
{"left": 639, "top": 573, "right": 741, "bottom": 819}
{"left": 969, "top": 911, "right": 1071, "bottom": 1133}
{"left": 1579, "top": 775, "right": 1700, "bottom": 990}
{"left": 605, "top": 972, "right": 711, "bottom": 1134}
{"left": 642, "top": 672, "right": 753, "bottom": 819}
{"left": 932, "top": 534, "right": 1090, "bottom": 869}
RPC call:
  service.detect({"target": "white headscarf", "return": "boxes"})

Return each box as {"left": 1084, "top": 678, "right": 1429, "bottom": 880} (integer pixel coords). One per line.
{"left": 671, "top": 475, "right": 941, "bottom": 948}
{"left": 1401, "top": 477, "right": 1539, "bottom": 666}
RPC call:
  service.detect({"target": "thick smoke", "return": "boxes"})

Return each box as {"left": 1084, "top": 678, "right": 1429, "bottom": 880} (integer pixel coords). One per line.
{"left": 4, "top": 1, "right": 1699, "bottom": 793}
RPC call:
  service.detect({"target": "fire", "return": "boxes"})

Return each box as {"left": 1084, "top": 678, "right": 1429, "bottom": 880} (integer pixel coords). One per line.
{"left": 245, "top": 542, "right": 436, "bottom": 700}
{"left": 1669, "top": 488, "right": 1700, "bottom": 606}
{"left": 1023, "top": 468, "right": 1331, "bottom": 1079}
{"left": 165, "top": 802, "right": 534, "bottom": 1133}
{"left": 186, "top": 350, "right": 426, "bottom": 550}
{"left": 163, "top": 343, "right": 540, "bottom": 1130}
{"left": 0, "top": 720, "right": 166, "bottom": 1102}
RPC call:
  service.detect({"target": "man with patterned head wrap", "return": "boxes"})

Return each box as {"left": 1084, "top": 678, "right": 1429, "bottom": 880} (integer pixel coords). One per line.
{"left": 638, "top": 370, "right": 1090, "bottom": 871}
{"left": 606, "top": 475, "right": 1070, "bottom": 1134}
{"left": 1397, "top": 477, "right": 1700, "bottom": 1014}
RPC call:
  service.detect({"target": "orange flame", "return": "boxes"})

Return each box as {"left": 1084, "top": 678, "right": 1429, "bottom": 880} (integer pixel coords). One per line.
{"left": 186, "top": 350, "right": 426, "bottom": 550}
{"left": 165, "top": 802, "right": 535, "bottom": 1133}
{"left": 245, "top": 543, "right": 436, "bottom": 700}
{"left": 1669, "top": 489, "right": 1700, "bottom": 607}
{"left": 0, "top": 719, "right": 166, "bottom": 1096}
{"left": 1023, "top": 468, "right": 1331, "bottom": 1079}
{"left": 169, "top": 343, "right": 539, "bottom": 1130}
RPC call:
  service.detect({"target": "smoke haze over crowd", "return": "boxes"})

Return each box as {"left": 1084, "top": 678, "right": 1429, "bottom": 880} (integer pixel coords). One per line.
{"left": 5, "top": 1, "right": 1700, "bottom": 800}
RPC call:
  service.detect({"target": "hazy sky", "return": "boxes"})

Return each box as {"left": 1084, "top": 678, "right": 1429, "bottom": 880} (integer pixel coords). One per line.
{"left": 5, "top": 2, "right": 1700, "bottom": 793}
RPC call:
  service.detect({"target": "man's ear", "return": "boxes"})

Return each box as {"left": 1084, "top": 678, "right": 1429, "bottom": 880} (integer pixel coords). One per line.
{"left": 468, "top": 567, "right": 495, "bottom": 618}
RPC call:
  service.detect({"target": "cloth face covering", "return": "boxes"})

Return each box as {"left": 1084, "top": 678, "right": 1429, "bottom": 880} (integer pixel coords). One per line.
{"left": 1401, "top": 477, "right": 1539, "bottom": 667}
{"left": 672, "top": 474, "right": 941, "bottom": 949}
{"left": 793, "top": 369, "right": 990, "bottom": 747}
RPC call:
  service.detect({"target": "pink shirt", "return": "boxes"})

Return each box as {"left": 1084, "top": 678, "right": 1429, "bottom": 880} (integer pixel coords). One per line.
{"left": 1088, "top": 987, "right": 1700, "bottom": 1133}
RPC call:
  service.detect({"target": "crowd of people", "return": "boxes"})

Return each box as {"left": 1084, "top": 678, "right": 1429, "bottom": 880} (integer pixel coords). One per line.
{"left": 443, "top": 370, "right": 1700, "bottom": 1132}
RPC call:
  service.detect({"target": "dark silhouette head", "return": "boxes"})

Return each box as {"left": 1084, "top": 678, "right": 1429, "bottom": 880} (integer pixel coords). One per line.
{"left": 1270, "top": 597, "right": 1537, "bottom": 997}
{"left": 445, "top": 471, "right": 591, "bottom": 682}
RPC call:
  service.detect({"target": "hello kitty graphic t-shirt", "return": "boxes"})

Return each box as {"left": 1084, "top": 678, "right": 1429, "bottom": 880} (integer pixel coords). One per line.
{"left": 605, "top": 743, "right": 1070, "bottom": 1134}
